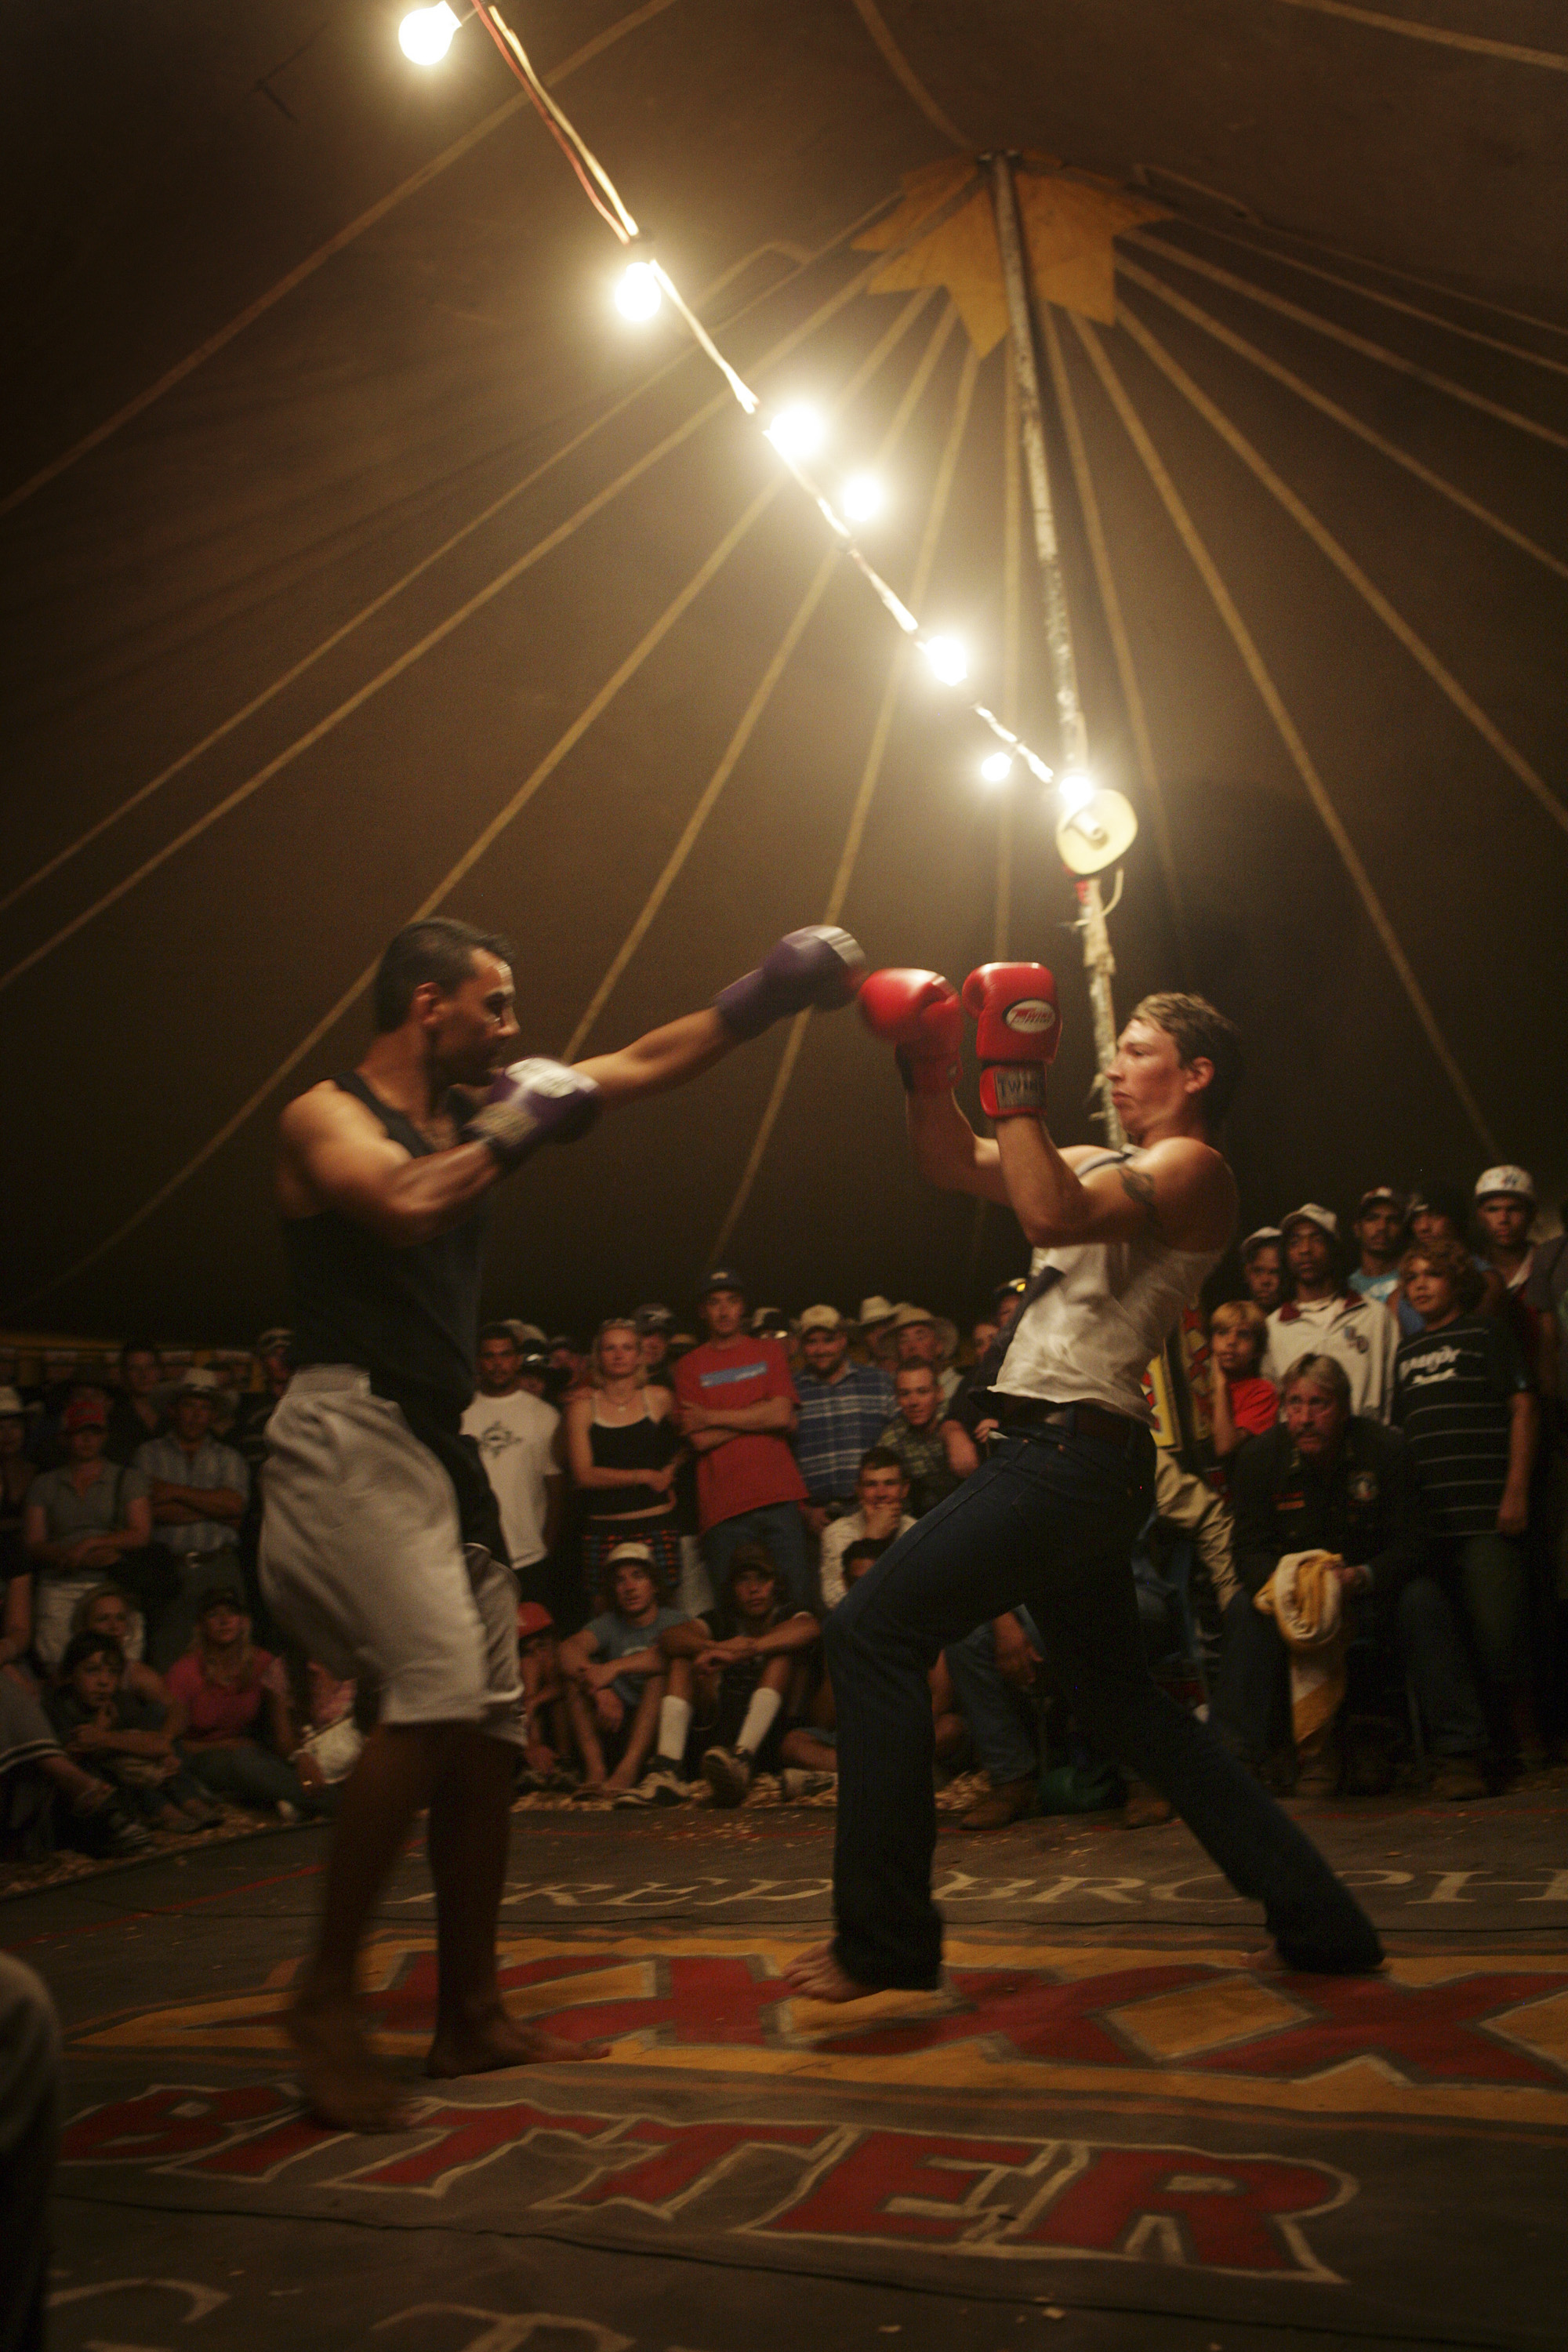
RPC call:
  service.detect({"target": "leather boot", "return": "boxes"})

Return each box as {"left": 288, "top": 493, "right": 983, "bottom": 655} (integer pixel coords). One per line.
{"left": 1121, "top": 1776, "right": 1174, "bottom": 1829}
{"left": 958, "top": 1773, "right": 1039, "bottom": 1831}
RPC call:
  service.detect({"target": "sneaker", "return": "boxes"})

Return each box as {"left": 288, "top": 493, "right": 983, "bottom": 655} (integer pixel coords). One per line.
{"left": 1430, "top": 1754, "right": 1488, "bottom": 1802}
{"left": 103, "top": 1805, "right": 154, "bottom": 1857}
{"left": 702, "top": 1746, "right": 753, "bottom": 1808}
{"left": 779, "top": 1768, "right": 836, "bottom": 1802}
{"left": 614, "top": 1766, "right": 687, "bottom": 1809}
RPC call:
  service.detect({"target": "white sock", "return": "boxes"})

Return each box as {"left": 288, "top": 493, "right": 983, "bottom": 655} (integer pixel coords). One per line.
{"left": 656, "top": 1695, "right": 691, "bottom": 1764}
{"left": 736, "top": 1687, "right": 782, "bottom": 1758}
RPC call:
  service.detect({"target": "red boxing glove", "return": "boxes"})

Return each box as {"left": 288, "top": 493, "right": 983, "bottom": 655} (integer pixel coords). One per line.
{"left": 858, "top": 968, "right": 963, "bottom": 1094}
{"left": 961, "top": 963, "right": 1061, "bottom": 1120}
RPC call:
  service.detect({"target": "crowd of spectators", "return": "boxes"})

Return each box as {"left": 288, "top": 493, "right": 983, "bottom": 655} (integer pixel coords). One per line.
{"left": 2, "top": 1161, "right": 1563, "bottom": 1860}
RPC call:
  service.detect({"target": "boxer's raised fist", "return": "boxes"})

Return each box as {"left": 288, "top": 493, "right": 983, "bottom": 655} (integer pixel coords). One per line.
{"left": 961, "top": 963, "right": 1061, "bottom": 1120}
{"left": 858, "top": 968, "right": 962, "bottom": 1094}
{"left": 463, "top": 1058, "right": 602, "bottom": 1171}
{"left": 714, "top": 926, "right": 866, "bottom": 1040}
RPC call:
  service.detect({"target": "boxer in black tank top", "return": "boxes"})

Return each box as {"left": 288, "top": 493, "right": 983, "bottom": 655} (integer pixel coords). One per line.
{"left": 267, "top": 914, "right": 865, "bottom": 2129}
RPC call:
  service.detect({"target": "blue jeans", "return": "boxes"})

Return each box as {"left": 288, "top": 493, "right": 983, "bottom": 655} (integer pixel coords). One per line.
{"left": 946, "top": 1567, "right": 1178, "bottom": 1785}
{"left": 702, "top": 1503, "right": 815, "bottom": 1612}
{"left": 826, "top": 1421, "right": 1381, "bottom": 1987}
{"left": 1215, "top": 1577, "right": 1487, "bottom": 1762}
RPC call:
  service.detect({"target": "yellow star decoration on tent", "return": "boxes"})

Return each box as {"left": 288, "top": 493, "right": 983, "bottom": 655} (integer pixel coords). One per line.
{"left": 856, "top": 154, "right": 1167, "bottom": 350}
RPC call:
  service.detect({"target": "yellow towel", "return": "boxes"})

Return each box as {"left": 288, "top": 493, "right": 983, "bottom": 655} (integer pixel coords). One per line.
{"left": 1254, "top": 1550, "right": 1347, "bottom": 1750}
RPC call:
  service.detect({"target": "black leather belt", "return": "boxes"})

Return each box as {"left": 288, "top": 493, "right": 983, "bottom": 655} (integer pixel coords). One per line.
{"left": 996, "top": 1397, "right": 1142, "bottom": 1448}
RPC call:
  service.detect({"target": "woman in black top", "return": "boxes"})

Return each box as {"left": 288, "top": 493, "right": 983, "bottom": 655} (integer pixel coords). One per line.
{"left": 564, "top": 1320, "right": 683, "bottom": 1600}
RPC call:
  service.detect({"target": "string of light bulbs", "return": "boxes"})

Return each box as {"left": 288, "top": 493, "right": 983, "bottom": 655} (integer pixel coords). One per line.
{"left": 397, "top": 0, "right": 1081, "bottom": 799}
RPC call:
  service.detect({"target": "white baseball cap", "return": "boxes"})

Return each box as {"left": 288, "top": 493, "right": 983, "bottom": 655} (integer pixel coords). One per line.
{"left": 1282, "top": 1203, "right": 1340, "bottom": 1241}
{"left": 1474, "top": 1165, "right": 1534, "bottom": 1202}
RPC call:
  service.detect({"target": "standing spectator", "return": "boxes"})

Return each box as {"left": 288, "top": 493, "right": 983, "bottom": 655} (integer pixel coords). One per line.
{"left": 0, "top": 1389, "right": 33, "bottom": 1595}
{"left": 1223, "top": 1356, "right": 1487, "bottom": 1798}
{"left": 515, "top": 1342, "right": 552, "bottom": 1399}
{"left": 1264, "top": 1206, "right": 1399, "bottom": 1421}
{"left": 1396, "top": 1185, "right": 1506, "bottom": 1333}
{"left": 819, "top": 1449, "right": 916, "bottom": 1608}
{"left": 104, "top": 1343, "right": 166, "bottom": 1466}
{"left": 14, "top": 1399, "right": 151, "bottom": 1671}
{"left": 858, "top": 1297, "right": 901, "bottom": 1373}
{"left": 942, "top": 1281, "right": 1030, "bottom": 1479}
{"left": 793, "top": 1305, "right": 895, "bottom": 1535}
{"left": 134, "top": 1370, "right": 249, "bottom": 1580}
{"left": 557, "top": 1544, "right": 684, "bottom": 1796}
{"left": 1208, "top": 1301, "right": 1279, "bottom": 1465}
{"left": 229, "top": 1330, "right": 295, "bottom": 1468}
{"left": 879, "top": 1366, "right": 962, "bottom": 1516}
{"left": 1240, "top": 1228, "right": 1287, "bottom": 1316}
{"left": 636, "top": 1305, "right": 678, "bottom": 1396}
{"left": 1393, "top": 1236, "right": 1542, "bottom": 1768}
{"left": 166, "top": 1588, "right": 325, "bottom": 1817}
{"left": 890, "top": 1305, "right": 960, "bottom": 1404}
{"left": 1348, "top": 1189, "right": 1407, "bottom": 1308}
{"left": 462, "top": 1323, "right": 564, "bottom": 1595}
{"left": 564, "top": 1319, "right": 683, "bottom": 1602}
{"left": 1475, "top": 1167, "right": 1558, "bottom": 1403}
{"left": 673, "top": 1271, "right": 812, "bottom": 1610}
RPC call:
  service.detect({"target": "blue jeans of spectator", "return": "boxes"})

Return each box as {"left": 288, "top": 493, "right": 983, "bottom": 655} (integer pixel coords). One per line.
{"left": 826, "top": 1421, "right": 1381, "bottom": 1987}
{"left": 946, "top": 1567, "right": 1179, "bottom": 1785}
{"left": 1215, "top": 1577, "right": 1486, "bottom": 1762}
{"left": 702, "top": 1504, "right": 814, "bottom": 1612}
{"left": 184, "top": 1740, "right": 324, "bottom": 1813}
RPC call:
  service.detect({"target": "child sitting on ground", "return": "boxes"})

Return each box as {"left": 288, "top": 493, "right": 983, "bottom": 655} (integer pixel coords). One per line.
{"left": 46, "top": 1631, "right": 220, "bottom": 1831}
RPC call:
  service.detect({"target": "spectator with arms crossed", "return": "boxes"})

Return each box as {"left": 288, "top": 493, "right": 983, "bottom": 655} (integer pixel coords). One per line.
{"left": 673, "top": 1272, "right": 812, "bottom": 1610}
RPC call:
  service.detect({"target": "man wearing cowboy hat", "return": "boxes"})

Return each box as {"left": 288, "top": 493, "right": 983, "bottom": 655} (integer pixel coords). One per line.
{"left": 132, "top": 1370, "right": 249, "bottom": 1657}
{"left": 889, "top": 1304, "right": 960, "bottom": 1405}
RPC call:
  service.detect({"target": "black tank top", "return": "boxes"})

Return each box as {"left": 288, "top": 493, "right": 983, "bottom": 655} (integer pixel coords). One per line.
{"left": 282, "top": 1073, "right": 499, "bottom": 1549}
{"left": 586, "top": 1402, "right": 681, "bottom": 1523}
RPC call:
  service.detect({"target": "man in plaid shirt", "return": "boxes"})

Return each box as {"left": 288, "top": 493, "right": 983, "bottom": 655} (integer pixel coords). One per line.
{"left": 794, "top": 1306, "right": 895, "bottom": 1536}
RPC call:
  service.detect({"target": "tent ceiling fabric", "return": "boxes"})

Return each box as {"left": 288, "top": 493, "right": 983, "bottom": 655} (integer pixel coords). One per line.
{"left": 2, "top": 0, "right": 1564, "bottom": 1341}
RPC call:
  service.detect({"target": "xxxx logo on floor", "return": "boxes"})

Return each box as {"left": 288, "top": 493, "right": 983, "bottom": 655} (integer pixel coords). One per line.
{"left": 73, "top": 1931, "right": 1568, "bottom": 2126}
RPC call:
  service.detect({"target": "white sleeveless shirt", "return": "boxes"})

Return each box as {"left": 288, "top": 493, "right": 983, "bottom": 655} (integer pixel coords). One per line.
{"left": 994, "top": 1149, "right": 1223, "bottom": 1424}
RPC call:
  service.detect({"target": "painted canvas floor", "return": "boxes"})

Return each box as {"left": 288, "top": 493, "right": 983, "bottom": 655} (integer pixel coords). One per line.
{"left": 13, "top": 1777, "right": 1568, "bottom": 2352}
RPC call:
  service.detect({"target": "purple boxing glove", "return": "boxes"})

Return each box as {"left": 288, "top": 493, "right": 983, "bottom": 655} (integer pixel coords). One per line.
{"left": 713, "top": 925, "right": 866, "bottom": 1040}
{"left": 463, "top": 1057, "right": 602, "bottom": 1172}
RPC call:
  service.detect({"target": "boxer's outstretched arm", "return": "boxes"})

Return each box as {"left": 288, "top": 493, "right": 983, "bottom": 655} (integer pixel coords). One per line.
{"left": 575, "top": 1009, "right": 734, "bottom": 1108}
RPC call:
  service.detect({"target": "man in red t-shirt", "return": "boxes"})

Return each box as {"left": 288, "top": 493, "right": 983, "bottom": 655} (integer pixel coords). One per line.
{"left": 673, "top": 1271, "right": 812, "bottom": 1609}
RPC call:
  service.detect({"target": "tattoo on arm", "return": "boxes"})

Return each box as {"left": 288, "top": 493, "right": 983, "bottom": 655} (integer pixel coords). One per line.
{"left": 1118, "top": 1163, "right": 1157, "bottom": 1218}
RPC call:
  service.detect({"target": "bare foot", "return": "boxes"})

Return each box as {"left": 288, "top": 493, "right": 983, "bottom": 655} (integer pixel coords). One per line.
{"left": 426, "top": 2002, "right": 610, "bottom": 2078}
{"left": 785, "top": 1949, "right": 878, "bottom": 2002}
{"left": 286, "top": 1998, "right": 413, "bottom": 2133}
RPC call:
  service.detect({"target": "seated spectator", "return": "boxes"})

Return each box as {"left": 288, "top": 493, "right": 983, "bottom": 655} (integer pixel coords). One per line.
{"left": 0, "top": 1388, "right": 34, "bottom": 1592}
{"left": 515, "top": 1601, "right": 571, "bottom": 1787}
{"left": 133, "top": 1369, "right": 249, "bottom": 1661}
{"left": 1263, "top": 1206, "right": 1398, "bottom": 1421}
{"left": 778, "top": 1535, "right": 961, "bottom": 1796}
{"left": 15, "top": 1398, "right": 151, "bottom": 1673}
{"left": 0, "top": 1660, "right": 151, "bottom": 1860}
{"left": 557, "top": 1543, "right": 686, "bottom": 1796}
{"left": 290, "top": 1658, "right": 364, "bottom": 1788}
{"left": 673, "top": 1272, "right": 812, "bottom": 1612}
{"left": 880, "top": 1365, "right": 962, "bottom": 1516}
{"left": 166, "top": 1589, "right": 325, "bottom": 1817}
{"left": 1394, "top": 1236, "right": 1541, "bottom": 1768}
{"left": 46, "top": 1632, "right": 220, "bottom": 1831}
{"left": 104, "top": 1342, "right": 166, "bottom": 1466}
{"left": 463, "top": 1323, "right": 564, "bottom": 1597}
{"left": 793, "top": 1306, "right": 895, "bottom": 1536}
{"left": 1219, "top": 1355, "right": 1488, "bottom": 1800}
{"left": 1474, "top": 1167, "right": 1558, "bottom": 1406}
{"left": 819, "top": 1449, "right": 916, "bottom": 1608}
{"left": 1348, "top": 1188, "right": 1407, "bottom": 1309}
{"left": 1395, "top": 1185, "right": 1505, "bottom": 1334}
{"left": 890, "top": 1305, "right": 960, "bottom": 1403}
{"left": 1240, "top": 1228, "right": 1287, "bottom": 1316}
{"left": 942, "top": 1606, "right": 1048, "bottom": 1828}
{"left": 626, "top": 1543, "right": 821, "bottom": 1808}
{"left": 1207, "top": 1301, "right": 1279, "bottom": 1464}
{"left": 564, "top": 1319, "right": 682, "bottom": 1602}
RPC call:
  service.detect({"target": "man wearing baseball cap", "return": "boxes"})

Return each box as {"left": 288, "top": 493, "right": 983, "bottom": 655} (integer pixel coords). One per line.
{"left": 794, "top": 1305, "right": 895, "bottom": 1535}
{"left": 1264, "top": 1206, "right": 1398, "bottom": 1421}
{"left": 1348, "top": 1189, "right": 1406, "bottom": 1311}
{"left": 673, "top": 1272, "right": 812, "bottom": 1608}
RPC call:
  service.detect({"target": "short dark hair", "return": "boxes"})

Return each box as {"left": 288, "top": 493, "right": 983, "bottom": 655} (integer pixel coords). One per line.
{"left": 477, "top": 1323, "right": 521, "bottom": 1349}
{"left": 724, "top": 1540, "right": 777, "bottom": 1596}
{"left": 372, "top": 919, "right": 514, "bottom": 1033}
{"left": 842, "top": 1536, "right": 892, "bottom": 1570}
{"left": 118, "top": 1340, "right": 158, "bottom": 1366}
{"left": 1130, "top": 993, "right": 1243, "bottom": 1127}
{"left": 61, "top": 1631, "right": 123, "bottom": 1678}
{"left": 858, "top": 1445, "right": 906, "bottom": 1479}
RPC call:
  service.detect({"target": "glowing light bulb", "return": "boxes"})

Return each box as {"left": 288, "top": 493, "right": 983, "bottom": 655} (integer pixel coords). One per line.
{"left": 1058, "top": 768, "right": 1094, "bottom": 814}
{"left": 399, "top": 3, "right": 459, "bottom": 64}
{"left": 615, "top": 260, "right": 662, "bottom": 321}
{"left": 980, "top": 751, "right": 1013, "bottom": 785}
{"left": 921, "top": 634, "right": 967, "bottom": 687}
{"left": 765, "top": 404, "right": 826, "bottom": 463}
{"left": 841, "top": 472, "right": 884, "bottom": 523}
